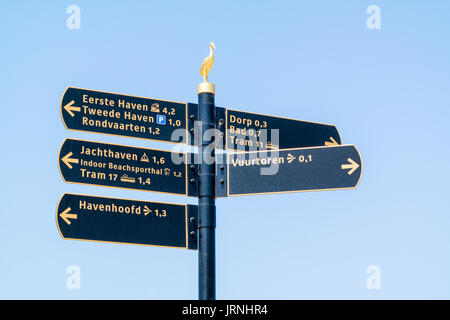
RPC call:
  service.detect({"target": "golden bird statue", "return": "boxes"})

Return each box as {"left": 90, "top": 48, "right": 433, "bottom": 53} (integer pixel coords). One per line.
{"left": 200, "top": 42, "right": 216, "bottom": 83}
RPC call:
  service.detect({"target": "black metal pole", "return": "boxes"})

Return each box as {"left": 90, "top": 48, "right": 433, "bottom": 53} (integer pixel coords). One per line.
{"left": 197, "top": 91, "right": 216, "bottom": 300}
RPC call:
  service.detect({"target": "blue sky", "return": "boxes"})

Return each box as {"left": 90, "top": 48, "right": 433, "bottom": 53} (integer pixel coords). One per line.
{"left": 1, "top": 1, "right": 450, "bottom": 299}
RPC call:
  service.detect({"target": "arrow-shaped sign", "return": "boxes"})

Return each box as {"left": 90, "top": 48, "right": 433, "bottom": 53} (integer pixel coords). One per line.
{"left": 59, "top": 207, "right": 77, "bottom": 225}
{"left": 56, "top": 194, "right": 198, "bottom": 249}
{"left": 341, "top": 158, "right": 359, "bottom": 175}
{"left": 61, "top": 152, "right": 79, "bottom": 169}
{"left": 58, "top": 138, "right": 198, "bottom": 196}
{"left": 60, "top": 87, "right": 193, "bottom": 144}
{"left": 63, "top": 100, "right": 81, "bottom": 117}
{"left": 216, "top": 144, "right": 362, "bottom": 197}
{"left": 216, "top": 107, "right": 342, "bottom": 151}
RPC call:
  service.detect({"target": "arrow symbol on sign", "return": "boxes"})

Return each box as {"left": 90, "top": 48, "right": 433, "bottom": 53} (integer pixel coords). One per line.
{"left": 287, "top": 153, "right": 295, "bottom": 163}
{"left": 341, "top": 158, "right": 359, "bottom": 175}
{"left": 61, "top": 152, "right": 79, "bottom": 169}
{"left": 59, "top": 207, "right": 77, "bottom": 225}
{"left": 63, "top": 100, "right": 81, "bottom": 117}
{"left": 143, "top": 206, "right": 151, "bottom": 216}
{"left": 325, "top": 137, "right": 339, "bottom": 146}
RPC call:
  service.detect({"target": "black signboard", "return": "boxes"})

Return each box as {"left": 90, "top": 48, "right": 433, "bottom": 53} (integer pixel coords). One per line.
{"left": 59, "top": 138, "right": 197, "bottom": 196}
{"left": 217, "top": 145, "right": 362, "bottom": 196}
{"left": 216, "top": 107, "right": 341, "bottom": 151}
{"left": 57, "top": 194, "right": 197, "bottom": 249}
{"left": 61, "top": 87, "right": 190, "bottom": 144}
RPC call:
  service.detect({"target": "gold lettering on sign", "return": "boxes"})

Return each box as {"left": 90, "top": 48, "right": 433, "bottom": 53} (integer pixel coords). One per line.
{"left": 80, "top": 146, "right": 138, "bottom": 161}
{"left": 231, "top": 156, "right": 284, "bottom": 167}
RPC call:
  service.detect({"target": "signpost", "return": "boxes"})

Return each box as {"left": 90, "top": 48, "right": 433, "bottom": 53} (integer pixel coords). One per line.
{"left": 57, "top": 43, "right": 363, "bottom": 300}
{"left": 57, "top": 194, "right": 197, "bottom": 249}
{"left": 216, "top": 107, "right": 341, "bottom": 151}
{"left": 61, "top": 87, "right": 196, "bottom": 144}
{"left": 59, "top": 138, "right": 197, "bottom": 196}
{"left": 216, "top": 145, "right": 362, "bottom": 197}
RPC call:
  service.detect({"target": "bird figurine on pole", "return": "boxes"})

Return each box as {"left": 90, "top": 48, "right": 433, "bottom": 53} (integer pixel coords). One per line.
{"left": 200, "top": 42, "right": 215, "bottom": 83}
{"left": 197, "top": 42, "right": 216, "bottom": 94}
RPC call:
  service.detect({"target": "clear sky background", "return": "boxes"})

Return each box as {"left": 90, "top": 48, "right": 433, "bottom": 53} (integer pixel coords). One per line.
{"left": 1, "top": 1, "right": 449, "bottom": 299}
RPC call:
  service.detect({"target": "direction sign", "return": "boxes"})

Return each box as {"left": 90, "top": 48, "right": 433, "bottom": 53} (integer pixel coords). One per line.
{"left": 57, "top": 194, "right": 197, "bottom": 249}
{"left": 215, "top": 107, "right": 341, "bottom": 151}
{"left": 59, "top": 138, "right": 197, "bottom": 196}
{"left": 61, "top": 87, "right": 194, "bottom": 144}
{"left": 216, "top": 145, "right": 362, "bottom": 196}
